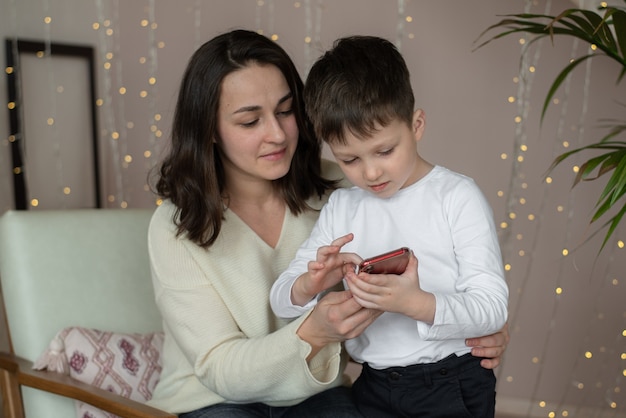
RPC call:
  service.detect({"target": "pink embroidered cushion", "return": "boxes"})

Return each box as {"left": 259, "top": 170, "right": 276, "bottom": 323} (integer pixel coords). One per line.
{"left": 34, "top": 327, "right": 164, "bottom": 418}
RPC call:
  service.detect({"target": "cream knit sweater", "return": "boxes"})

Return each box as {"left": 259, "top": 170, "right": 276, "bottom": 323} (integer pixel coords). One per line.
{"left": 147, "top": 161, "right": 349, "bottom": 413}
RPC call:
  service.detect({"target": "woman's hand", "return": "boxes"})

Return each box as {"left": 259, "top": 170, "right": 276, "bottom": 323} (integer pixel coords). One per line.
{"left": 296, "top": 290, "right": 381, "bottom": 359}
{"left": 465, "top": 322, "right": 510, "bottom": 369}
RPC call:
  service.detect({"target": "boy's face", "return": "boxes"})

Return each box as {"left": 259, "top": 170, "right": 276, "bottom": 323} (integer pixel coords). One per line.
{"left": 329, "top": 110, "right": 429, "bottom": 199}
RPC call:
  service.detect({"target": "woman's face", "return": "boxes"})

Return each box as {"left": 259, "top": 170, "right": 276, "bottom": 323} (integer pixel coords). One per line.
{"left": 216, "top": 63, "right": 298, "bottom": 187}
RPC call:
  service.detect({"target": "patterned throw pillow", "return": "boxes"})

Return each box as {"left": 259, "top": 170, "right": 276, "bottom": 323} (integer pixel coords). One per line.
{"left": 34, "top": 327, "right": 164, "bottom": 418}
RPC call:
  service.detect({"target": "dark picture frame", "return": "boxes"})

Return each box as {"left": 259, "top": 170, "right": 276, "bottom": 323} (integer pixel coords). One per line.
{"left": 4, "top": 39, "right": 100, "bottom": 210}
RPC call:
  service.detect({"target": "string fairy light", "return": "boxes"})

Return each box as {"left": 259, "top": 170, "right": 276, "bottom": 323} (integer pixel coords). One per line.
{"left": 255, "top": 0, "right": 263, "bottom": 34}
{"left": 303, "top": 0, "right": 313, "bottom": 74}
{"left": 302, "top": 0, "right": 324, "bottom": 76}
{"left": 523, "top": 32, "right": 582, "bottom": 417}
{"left": 494, "top": 1, "right": 550, "bottom": 397}
{"left": 313, "top": 0, "right": 322, "bottom": 63}
{"left": 553, "top": 46, "right": 600, "bottom": 416}
{"left": 95, "top": 0, "right": 121, "bottom": 207}
{"left": 267, "top": 0, "right": 275, "bottom": 37}
{"left": 493, "top": 0, "right": 617, "bottom": 413}
{"left": 562, "top": 232, "right": 625, "bottom": 415}
{"left": 496, "top": 0, "right": 546, "bottom": 264}
{"left": 395, "top": 0, "right": 406, "bottom": 51}
{"left": 144, "top": 0, "right": 159, "bottom": 202}
{"left": 40, "top": 20, "right": 52, "bottom": 206}
{"left": 495, "top": 0, "right": 625, "bottom": 414}
{"left": 40, "top": 0, "right": 68, "bottom": 209}
{"left": 193, "top": 0, "right": 202, "bottom": 51}
{"left": 110, "top": 0, "right": 131, "bottom": 209}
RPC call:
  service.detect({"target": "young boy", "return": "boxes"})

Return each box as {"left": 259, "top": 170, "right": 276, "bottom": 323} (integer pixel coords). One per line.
{"left": 269, "top": 36, "right": 508, "bottom": 417}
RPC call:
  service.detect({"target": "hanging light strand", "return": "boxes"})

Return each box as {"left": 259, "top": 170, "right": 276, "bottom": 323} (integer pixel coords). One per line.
{"left": 41, "top": 0, "right": 65, "bottom": 209}
{"left": 314, "top": 0, "right": 323, "bottom": 59}
{"left": 112, "top": 0, "right": 131, "bottom": 209}
{"left": 193, "top": 0, "right": 202, "bottom": 51}
{"left": 495, "top": 0, "right": 550, "bottom": 392}
{"left": 144, "top": 0, "right": 160, "bottom": 201}
{"left": 255, "top": 0, "right": 262, "bottom": 33}
{"left": 514, "top": 3, "right": 567, "bottom": 416}
{"left": 395, "top": 0, "right": 405, "bottom": 52}
{"left": 526, "top": 39, "right": 581, "bottom": 415}
{"left": 5, "top": 0, "right": 23, "bottom": 211}
{"left": 95, "top": 0, "right": 124, "bottom": 207}
{"left": 555, "top": 52, "right": 623, "bottom": 416}
{"left": 304, "top": 0, "right": 312, "bottom": 75}
{"left": 267, "top": 0, "right": 275, "bottom": 37}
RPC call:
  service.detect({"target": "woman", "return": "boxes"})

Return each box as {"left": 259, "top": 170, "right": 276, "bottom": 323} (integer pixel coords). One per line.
{"left": 147, "top": 29, "right": 508, "bottom": 417}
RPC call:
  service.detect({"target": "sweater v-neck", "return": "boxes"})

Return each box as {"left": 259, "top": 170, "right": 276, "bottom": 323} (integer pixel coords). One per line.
{"left": 226, "top": 207, "right": 289, "bottom": 251}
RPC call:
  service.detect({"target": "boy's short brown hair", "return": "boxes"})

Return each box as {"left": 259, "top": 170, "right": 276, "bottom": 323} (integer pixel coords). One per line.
{"left": 304, "top": 35, "right": 415, "bottom": 144}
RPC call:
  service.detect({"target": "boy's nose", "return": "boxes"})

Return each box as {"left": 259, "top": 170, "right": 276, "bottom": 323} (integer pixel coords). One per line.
{"left": 363, "top": 163, "right": 382, "bottom": 181}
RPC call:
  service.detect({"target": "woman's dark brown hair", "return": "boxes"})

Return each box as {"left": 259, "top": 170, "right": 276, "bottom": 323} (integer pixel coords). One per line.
{"left": 153, "top": 29, "right": 334, "bottom": 247}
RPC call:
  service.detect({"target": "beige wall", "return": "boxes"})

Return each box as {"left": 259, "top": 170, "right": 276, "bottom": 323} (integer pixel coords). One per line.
{"left": 1, "top": 1, "right": 625, "bottom": 416}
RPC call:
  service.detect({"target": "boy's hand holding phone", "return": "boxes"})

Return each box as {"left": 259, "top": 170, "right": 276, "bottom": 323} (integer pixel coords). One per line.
{"left": 345, "top": 250, "right": 436, "bottom": 324}
{"left": 291, "top": 233, "right": 361, "bottom": 306}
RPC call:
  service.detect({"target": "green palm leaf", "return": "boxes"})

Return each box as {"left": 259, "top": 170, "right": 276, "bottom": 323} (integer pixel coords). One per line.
{"left": 540, "top": 54, "right": 596, "bottom": 122}
{"left": 476, "top": 3, "right": 626, "bottom": 252}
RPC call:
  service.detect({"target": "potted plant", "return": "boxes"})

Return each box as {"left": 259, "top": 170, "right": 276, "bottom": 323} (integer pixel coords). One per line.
{"left": 475, "top": 1, "right": 626, "bottom": 251}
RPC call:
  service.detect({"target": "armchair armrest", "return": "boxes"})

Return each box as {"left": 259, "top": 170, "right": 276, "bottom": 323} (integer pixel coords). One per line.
{"left": 0, "top": 352, "right": 176, "bottom": 418}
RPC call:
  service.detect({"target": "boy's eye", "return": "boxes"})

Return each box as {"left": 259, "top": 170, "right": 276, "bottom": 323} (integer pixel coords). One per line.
{"left": 379, "top": 148, "right": 394, "bottom": 156}
{"left": 341, "top": 157, "right": 358, "bottom": 165}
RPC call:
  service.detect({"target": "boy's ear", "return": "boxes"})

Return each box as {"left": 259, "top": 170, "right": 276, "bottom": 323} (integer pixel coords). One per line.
{"left": 412, "top": 109, "right": 426, "bottom": 140}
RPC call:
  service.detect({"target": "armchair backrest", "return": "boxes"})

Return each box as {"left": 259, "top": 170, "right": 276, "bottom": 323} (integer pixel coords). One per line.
{"left": 0, "top": 209, "right": 161, "bottom": 418}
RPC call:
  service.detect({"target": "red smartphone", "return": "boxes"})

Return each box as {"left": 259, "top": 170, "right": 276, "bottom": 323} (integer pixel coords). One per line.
{"left": 358, "top": 247, "right": 411, "bottom": 274}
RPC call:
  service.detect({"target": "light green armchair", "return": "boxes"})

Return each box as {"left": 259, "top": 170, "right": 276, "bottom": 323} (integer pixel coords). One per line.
{"left": 0, "top": 209, "right": 175, "bottom": 418}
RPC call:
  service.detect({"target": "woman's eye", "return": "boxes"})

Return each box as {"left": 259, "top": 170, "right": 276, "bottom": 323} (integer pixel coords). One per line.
{"left": 241, "top": 119, "right": 259, "bottom": 128}
{"left": 277, "top": 108, "right": 294, "bottom": 117}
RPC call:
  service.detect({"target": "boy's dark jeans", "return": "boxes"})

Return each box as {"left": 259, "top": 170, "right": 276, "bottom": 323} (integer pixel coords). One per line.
{"left": 352, "top": 353, "right": 496, "bottom": 418}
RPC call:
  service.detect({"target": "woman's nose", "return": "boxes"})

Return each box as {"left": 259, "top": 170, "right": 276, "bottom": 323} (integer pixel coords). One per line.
{"left": 265, "top": 115, "right": 286, "bottom": 142}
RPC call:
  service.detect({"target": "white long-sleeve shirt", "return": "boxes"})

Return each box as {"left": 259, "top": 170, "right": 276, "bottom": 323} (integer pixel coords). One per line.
{"left": 271, "top": 165, "right": 509, "bottom": 369}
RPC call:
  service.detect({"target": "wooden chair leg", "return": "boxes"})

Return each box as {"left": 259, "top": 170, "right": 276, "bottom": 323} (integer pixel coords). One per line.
{"left": 0, "top": 368, "right": 25, "bottom": 418}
